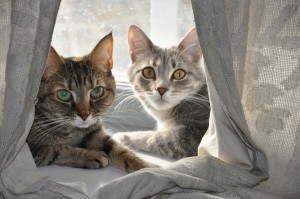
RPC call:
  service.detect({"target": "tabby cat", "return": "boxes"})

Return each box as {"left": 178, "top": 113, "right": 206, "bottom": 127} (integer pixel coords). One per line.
{"left": 27, "top": 33, "right": 156, "bottom": 172}
{"left": 114, "top": 25, "right": 210, "bottom": 159}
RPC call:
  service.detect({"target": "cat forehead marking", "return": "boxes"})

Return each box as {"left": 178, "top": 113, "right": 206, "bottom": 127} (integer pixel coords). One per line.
{"left": 150, "top": 58, "right": 161, "bottom": 67}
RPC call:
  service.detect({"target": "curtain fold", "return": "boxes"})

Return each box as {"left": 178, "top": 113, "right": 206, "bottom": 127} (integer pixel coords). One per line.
{"left": 193, "top": 0, "right": 268, "bottom": 175}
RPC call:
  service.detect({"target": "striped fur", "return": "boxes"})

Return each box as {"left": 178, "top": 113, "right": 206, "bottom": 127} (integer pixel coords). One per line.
{"left": 114, "top": 25, "right": 210, "bottom": 159}
{"left": 27, "top": 33, "right": 156, "bottom": 171}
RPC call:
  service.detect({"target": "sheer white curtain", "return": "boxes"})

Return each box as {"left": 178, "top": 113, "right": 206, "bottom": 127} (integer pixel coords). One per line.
{"left": 194, "top": 0, "right": 300, "bottom": 197}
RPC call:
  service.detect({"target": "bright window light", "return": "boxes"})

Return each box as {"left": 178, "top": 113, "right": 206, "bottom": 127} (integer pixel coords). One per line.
{"left": 52, "top": 0, "right": 195, "bottom": 83}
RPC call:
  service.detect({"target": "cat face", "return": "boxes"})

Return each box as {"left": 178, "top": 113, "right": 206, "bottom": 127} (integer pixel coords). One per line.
{"left": 127, "top": 25, "right": 205, "bottom": 111}
{"left": 37, "top": 33, "right": 115, "bottom": 129}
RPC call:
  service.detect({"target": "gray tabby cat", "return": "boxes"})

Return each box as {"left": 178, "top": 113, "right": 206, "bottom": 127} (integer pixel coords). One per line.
{"left": 114, "top": 25, "right": 209, "bottom": 159}
{"left": 27, "top": 33, "right": 156, "bottom": 172}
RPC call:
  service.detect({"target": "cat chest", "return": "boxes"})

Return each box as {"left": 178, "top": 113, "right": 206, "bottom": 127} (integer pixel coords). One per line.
{"left": 67, "top": 130, "right": 92, "bottom": 146}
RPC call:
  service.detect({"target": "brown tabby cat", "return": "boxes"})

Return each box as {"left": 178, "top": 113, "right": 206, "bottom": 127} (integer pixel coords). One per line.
{"left": 26, "top": 33, "right": 156, "bottom": 172}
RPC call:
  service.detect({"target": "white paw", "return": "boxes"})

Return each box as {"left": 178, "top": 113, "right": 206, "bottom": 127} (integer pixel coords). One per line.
{"left": 113, "top": 133, "right": 131, "bottom": 145}
{"left": 112, "top": 133, "right": 124, "bottom": 142}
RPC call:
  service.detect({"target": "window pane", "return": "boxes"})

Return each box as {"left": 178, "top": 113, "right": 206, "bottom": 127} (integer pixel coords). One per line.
{"left": 52, "top": 0, "right": 195, "bottom": 82}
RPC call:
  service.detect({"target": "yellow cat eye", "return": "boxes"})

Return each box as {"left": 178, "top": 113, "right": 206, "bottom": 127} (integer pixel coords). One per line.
{"left": 90, "top": 86, "right": 104, "bottom": 100}
{"left": 57, "top": 89, "right": 72, "bottom": 102}
{"left": 172, "top": 69, "right": 186, "bottom": 80}
{"left": 142, "top": 67, "right": 156, "bottom": 79}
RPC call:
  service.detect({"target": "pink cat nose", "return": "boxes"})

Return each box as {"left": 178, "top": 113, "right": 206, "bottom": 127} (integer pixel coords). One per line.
{"left": 80, "top": 113, "right": 89, "bottom": 121}
{"left": 156, "top": 87, "right": 168, "bottom": 96}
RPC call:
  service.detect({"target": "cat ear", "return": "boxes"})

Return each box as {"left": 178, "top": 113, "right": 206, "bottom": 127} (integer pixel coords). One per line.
{"left": 177, "top": 27, "right": 202, "bottom": 63}
{"left": 43, "top": 46, "right": 64, "bottom": 80}
{"left": 89, "top": 32, "right": 113, "bottom": 72}
{"left": 128, "top": 25, "right": 152, "bottom": 62}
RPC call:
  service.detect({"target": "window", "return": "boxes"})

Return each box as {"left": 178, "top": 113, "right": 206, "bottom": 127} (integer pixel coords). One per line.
{"left": 52, "top": 0, "right": 195, "bottom": 131}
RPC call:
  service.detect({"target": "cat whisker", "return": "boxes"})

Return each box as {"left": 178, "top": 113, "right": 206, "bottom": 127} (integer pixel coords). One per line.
{"left": 188, "top": 95, "right": 210, "bottom": 104}
{"left": 34, "top": 114, "right": 46, "bottom": 118}
{"left": 188, "top": 96, "right": 209, "bottom": 104}
{"left": 185, "top": 97, "right": 210, "bottom": 107}
{"left": 102, "top": 118, "right": 139, "bottom": 131}
{"left": 144, "top": 91, "right": 153, "bottom": 95}
{"left": 114, "top": 93, "right": 134, "bottom": 101}
{"left": 104, "top": 109, "right": 143, "bottom": 116}
{"left": 117, "top": 89, "right": 133, "bottom": 94}
{"left": 38, "top": 123, "right": 70, "bottom": 144}
{"left": 31, "top": 120, "right": 68, "bottom": 133}
{"left": 31, "top": 117, "right": 69, "bottom": 128}
{"left": 31, "top": 115, "right": 74, "bottom": 131}
{"left": 33, "top": 117, "right": 69, "bottom": 125}
{"left": 115, "top": 89, "right": 134, "bottom": 95}
{"left": 103, "top": 114, "right": 143, "bottom": 122}
{"left": 117, "top": 90, "right": 134, "bottom": 95}
{"left": 114, "top": 95, "right": 137, "bottom": 111}
{"left": 101, "top": 118, "right": 129, "bottom": 131}
{"left": 115, "top": 92, "right": 132, "bottom": 97}
{"left": 35, "top": 113, "right": 74, "bottom": 119}
{"left": 105, "top": 110, "right": 133, "bottom": 114}
{"left": 29, "top": 122, "right": 67, "bottom": 143}
{"left": 31, "top": 122, "right": 64, "bottom": 133}
{"left": 192, "top": 92, "right": 209, "bottom": 99}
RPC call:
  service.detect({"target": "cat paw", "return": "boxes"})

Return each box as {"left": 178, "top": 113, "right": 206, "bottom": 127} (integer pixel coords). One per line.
{"left": 84, "top": 151, "right": 109, "bottom": 169}
{"left": 113, "top": 133, "right": 132, "bottom": 146}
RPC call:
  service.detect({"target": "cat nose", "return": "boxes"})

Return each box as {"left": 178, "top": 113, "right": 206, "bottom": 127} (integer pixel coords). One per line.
{"left": 78, "top": 111, "right": 90, "bottom": 121}
{"left": 76, "top": 103, "right": 91, "bottom": 121}
{"left": 156, "top": 87, "right": 168, "bottom": 96}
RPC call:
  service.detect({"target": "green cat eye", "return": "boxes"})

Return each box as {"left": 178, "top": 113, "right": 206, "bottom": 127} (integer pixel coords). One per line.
{"left": 142, "top": 67, "right": 156, "bottom": 79}
{"left": 172, "top": 69, "right": 186, "bottom": 80}
{"left": 90, "top": 86, "right": 104, "bottom": 100}
{"left": 57, "top": 89, "right": 72, "bottom": 102}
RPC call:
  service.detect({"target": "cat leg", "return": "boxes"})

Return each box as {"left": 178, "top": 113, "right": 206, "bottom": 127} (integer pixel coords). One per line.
{"left": 113, "top": 131, "right": 185, "bottom": 159}
{"left": 84, "top": 130, "right": 159, "bottom": 172}
{"left": 32, "top": 144, "right": 108, "bottom": 169}
{"left": 113, "top": 131, "right": 155, "bottom": 150}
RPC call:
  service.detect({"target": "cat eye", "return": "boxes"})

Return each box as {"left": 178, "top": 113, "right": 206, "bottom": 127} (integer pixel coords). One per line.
{"left": 142, "top": 67, "right": 156, "bottom": 79}
{"left": 90, "top": 86, "right": 104, "bottom": 100}
{"left": 57, "top": 89, "right": 72, "bottom": 102}
{"left": 172, "top": 69, "right": 186, "bottom": 80}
